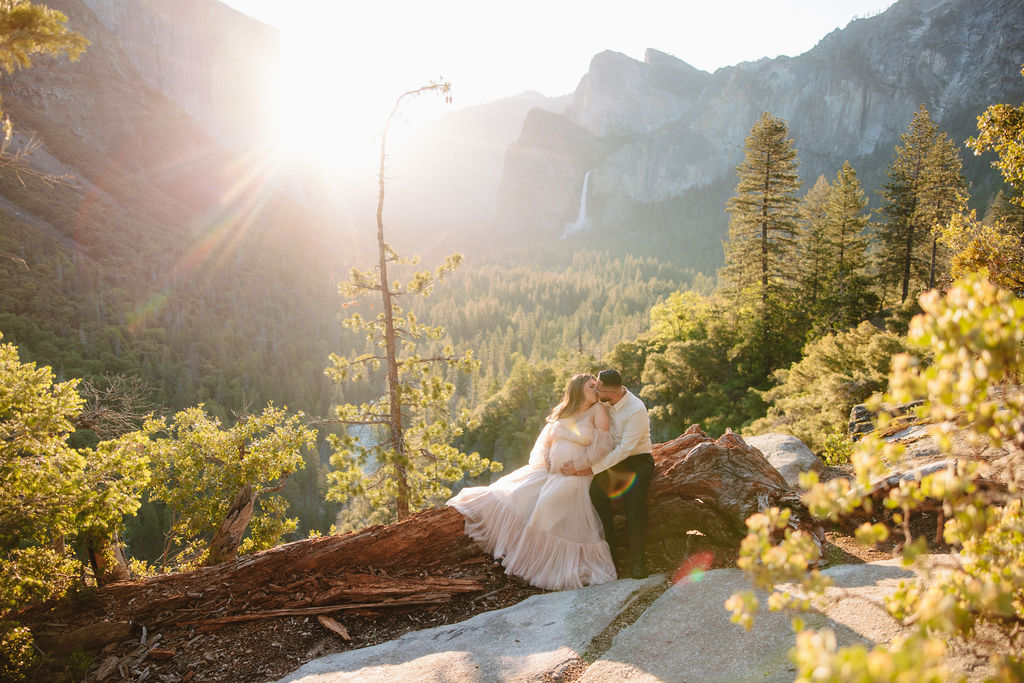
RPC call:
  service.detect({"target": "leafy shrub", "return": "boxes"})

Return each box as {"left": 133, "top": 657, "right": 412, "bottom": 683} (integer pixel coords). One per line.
{"left": 729, "top": 275, "right": 1024, "bottom": 680}
{"left": 820, "top": 431, "right": 853, "bottom": 467}
{"left": 750, "top": 321, "right": 910, "bottom": 451}
{"left": 0, "top": 621, "right": 35, "bottom": 682}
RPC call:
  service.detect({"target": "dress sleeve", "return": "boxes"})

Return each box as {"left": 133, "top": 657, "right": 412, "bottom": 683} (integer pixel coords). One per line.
{"left": 528, "top": 422, "right": 555, "bottom": 467}
{"left": 576, "top": 429, "right": 614, "bottom": 470}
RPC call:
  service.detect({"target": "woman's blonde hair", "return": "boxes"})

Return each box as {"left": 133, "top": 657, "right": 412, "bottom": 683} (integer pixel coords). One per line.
{"left": 547, "top": 373, "right": 595, "bottom": 422}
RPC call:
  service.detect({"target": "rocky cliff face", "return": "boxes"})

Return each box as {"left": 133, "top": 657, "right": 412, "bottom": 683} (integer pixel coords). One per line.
{"left": 496, "top": 0, "right": 1024, "bottom": 267}
{"left": 565, "top": 49, "right": 710, "bottom": 139}
{"left": 1, "top": 0, "right": 212, "bottom": 179}
{"left": 80, "top": 0, "right": 278, "bottom": 147}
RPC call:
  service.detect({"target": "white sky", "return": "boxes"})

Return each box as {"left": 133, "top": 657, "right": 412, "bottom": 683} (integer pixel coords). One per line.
{"left": 222, "top": 0, "right": 898, "bottom": 172}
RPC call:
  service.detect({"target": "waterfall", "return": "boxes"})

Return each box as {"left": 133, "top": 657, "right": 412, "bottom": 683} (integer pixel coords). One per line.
{"left": 562, "top": 170, "right": 592, "bottom": 238}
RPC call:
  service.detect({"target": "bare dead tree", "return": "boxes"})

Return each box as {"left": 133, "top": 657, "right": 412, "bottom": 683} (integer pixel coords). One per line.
{"left": 75, "top": 373, "right": 158, "bottom": 440}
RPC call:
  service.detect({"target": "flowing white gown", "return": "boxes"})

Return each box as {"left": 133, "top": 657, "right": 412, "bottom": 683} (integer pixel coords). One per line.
{"left": 447, "top": 404, "right": 616, "bottom": 590}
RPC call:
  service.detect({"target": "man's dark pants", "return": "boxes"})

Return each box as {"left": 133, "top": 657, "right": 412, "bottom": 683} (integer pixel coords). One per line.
{"left": 589, "top": 452, "right": 655, "bottom": 574}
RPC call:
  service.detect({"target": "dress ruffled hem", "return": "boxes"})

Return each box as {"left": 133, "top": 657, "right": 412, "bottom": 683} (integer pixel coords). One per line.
{"left": 447, "top": 491, "right": 616, "bottom": 591}
{"left": 502, "top": 521, "right": 616, "bottom": 591}
{"left": 447, "top": 487, "right": 532, "bottom": 561}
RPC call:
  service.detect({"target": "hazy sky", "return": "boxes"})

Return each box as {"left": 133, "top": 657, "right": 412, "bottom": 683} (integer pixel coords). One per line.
{"left": 222, "top": 0, "right": 899, "bottom": 171}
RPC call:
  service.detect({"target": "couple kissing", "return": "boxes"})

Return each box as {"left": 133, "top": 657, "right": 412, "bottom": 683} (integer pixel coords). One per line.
{"left": 447, "top": 369, "right": 654, "bottom": 590}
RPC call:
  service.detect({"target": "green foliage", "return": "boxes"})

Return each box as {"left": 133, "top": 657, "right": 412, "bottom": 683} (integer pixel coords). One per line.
{"left": 818, "top": 161, "right": 875, "bottom": 331}
{"left": 647, "top": 289, "right": 713, "bottom": 343}
{"left": 819, "top": 431, "right": 853, "bottom": 467}
{"left": 794, "top": 175, "right": 833, "bottom": 326}
{"left": 722, "top": 112, "right": 803, "bottom": 370}
{"left": 723, "top": 111, "right": 802, "bottom": 305}
{"left": 0, "top": 620, "right": 34, "bottom": 682}
{"left": 890, "top": 277, "right": 1024, "bottom": 448}
{"left": 0, "top": 332, "right": 151, "bottom": 612}
{"left": 749, "top": 322, "right": 910, "bottom": 452}
{"left": 325, "top": 250, "right": 498, "bottom": 516}
{"left": 142, "top": 404, "right": 315, "bottom": 568}
{"left": 940, "top": 209, "right": 1024, "bottom": 295}
{"left": 0, "top": 1, "right": 87, "bottom": 76}
{"left": 62, "top": 648, "right": 93, "bottom": 682}
{"left": 790, "top": 631, "right": 953, "bottom": 683}
{"left": 967, "top": 65, "right": 1024, "bottom": 204}
{"left": 640, "top": 291, "right": 768, "bottom": 437}
{"left": 724, "top": 507, "right": 831, "bottom": 630}
{"left": 731, "top": 275, "right": 1024, "bottom": 679}
{"left": 430, "top": 250, "right": 692, "bottom": 407}
{"left": 875, "top": 105, "right": 968, "bottom": 303}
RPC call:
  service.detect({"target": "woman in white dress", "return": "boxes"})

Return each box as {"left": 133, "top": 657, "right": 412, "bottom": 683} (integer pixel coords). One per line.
{"left": 447, "top": 373, "right": 617, "bottom": 590}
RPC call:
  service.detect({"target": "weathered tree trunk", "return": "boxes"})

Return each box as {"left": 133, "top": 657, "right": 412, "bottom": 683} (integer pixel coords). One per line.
{"left": 88, "top": 533, "right": 132, "bottom": 585}
{"left": 204, "top": 484, "right": 258, "bottom": 566}
{"left": 32, "top": 621, "right": 140, "bottom": 656}
{"left": 644, "top": 426, "right": 823, "bottom": 564}
{"left": 23, "top": 425, "right": 823, "bottom": 652}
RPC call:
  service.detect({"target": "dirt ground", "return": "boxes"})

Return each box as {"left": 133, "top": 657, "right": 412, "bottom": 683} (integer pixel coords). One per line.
{"left": 27, "top": 464, "right": 950, "bottom": 682}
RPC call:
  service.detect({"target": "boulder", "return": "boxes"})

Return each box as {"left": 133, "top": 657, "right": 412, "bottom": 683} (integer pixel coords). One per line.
{"left": 582, "top": 556, "right": 983, "bottom": 682}
{"left": 275, "top": 576, "right": 664, "bottom": 682}
{"left": 743, "top": 433, "right": 822, "bottom": 489}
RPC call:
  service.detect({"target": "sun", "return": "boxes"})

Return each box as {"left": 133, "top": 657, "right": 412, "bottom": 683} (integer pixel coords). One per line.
{"left": 268, "top": 38, "right": 383, "bottom": 179}
{"left": 262, "top": 8, "right": 456, "bottom": 182}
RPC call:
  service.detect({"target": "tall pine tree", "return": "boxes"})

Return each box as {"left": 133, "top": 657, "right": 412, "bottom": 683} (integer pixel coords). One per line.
{"left": 722, "top": 112, "right": 802, "bottom": 369}
{"left": 795, "top": 175, "right": 833, "bottom": 320}
{"left": 918, "top": 132, "right": 967, "bottom": 289}
{"left": 824, "top": 161, "right": 872, "bottom": 326}
{"left": 325, "top": 82, "right": 498, "bottom": 519}
{"left": 875, "top": 105, "right": 966, "bottom": 301}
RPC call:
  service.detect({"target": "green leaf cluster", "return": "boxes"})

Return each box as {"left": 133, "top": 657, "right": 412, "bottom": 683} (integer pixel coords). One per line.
{"left": 0, "top": 332, "right": 150, "bottom": 612}
{"left": 968, "top": 66, "right": 1024, "bottom": 204}
{"left": 730, "top": 275, "right": 1024, "bottom": 679}
{"left": 749, "top": 321, "right": 910, "bottom": 451}
{"left": 143, "top": 404, "right": 315, "bottom": 568}
{"left": 0, "top": 620, "right": 34, "bottom": 682}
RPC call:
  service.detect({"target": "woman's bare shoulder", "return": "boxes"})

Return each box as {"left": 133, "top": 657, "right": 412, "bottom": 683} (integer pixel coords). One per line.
{"left": 590, "top": 402, "right": 611, "bottom": 429}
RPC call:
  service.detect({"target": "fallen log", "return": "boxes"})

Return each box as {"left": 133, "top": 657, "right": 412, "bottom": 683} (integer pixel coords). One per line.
{"left": 32, "top": 620, "right": 140, "bottom": 656}
{"left": 21, "top": 424, "right": 822, "bottom": 654}
{"left": 181, "top": 593, "right": 455, "bottom": 627}
{"left": 645, "top": 425, "right": 823, "bottom": 563}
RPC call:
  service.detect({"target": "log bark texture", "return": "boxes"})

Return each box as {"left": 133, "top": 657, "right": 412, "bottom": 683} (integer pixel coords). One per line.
{"left": 646, "top": 426, "right": 823, "bottom": 555}
{"left": 22, "top": 425, "right": 823, "bottom": 653}
{"left": 204, "top": 484, "right": 258, "bottom": 566}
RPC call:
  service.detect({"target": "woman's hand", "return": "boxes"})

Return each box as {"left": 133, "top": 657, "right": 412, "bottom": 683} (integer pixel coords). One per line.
{"left": 559, "top": 463, "right": 594, "bottom": 476}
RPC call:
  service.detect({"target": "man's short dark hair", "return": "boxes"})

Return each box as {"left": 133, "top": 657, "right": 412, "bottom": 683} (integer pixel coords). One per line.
{"left": 597, "top": 369, "right": 623, "bottom": 388}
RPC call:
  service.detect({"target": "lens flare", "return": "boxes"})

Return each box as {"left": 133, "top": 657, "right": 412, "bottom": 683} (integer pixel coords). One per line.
{"left": 672, "top": 550, "right": 715, "bottom": 584}
{"left": 607, "top": 470, "right": 637, "bottom": 499}
{"left": 105, "top": 139, "right": 281, "bottom": 334}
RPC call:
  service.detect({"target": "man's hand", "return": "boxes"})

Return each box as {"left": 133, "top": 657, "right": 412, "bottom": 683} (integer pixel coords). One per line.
{"left": 559, "top": 463, "right": 593, "bottom": 476}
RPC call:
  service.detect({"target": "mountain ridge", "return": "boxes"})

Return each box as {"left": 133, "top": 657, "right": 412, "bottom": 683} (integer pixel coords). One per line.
{"left": 492, "top": 0, "right": 1024, "bottom": 267}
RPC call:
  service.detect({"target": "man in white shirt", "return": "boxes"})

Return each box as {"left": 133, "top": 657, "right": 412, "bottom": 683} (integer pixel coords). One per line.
{"left": 561, "top": 368, "right": 654, "bottom": 579}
